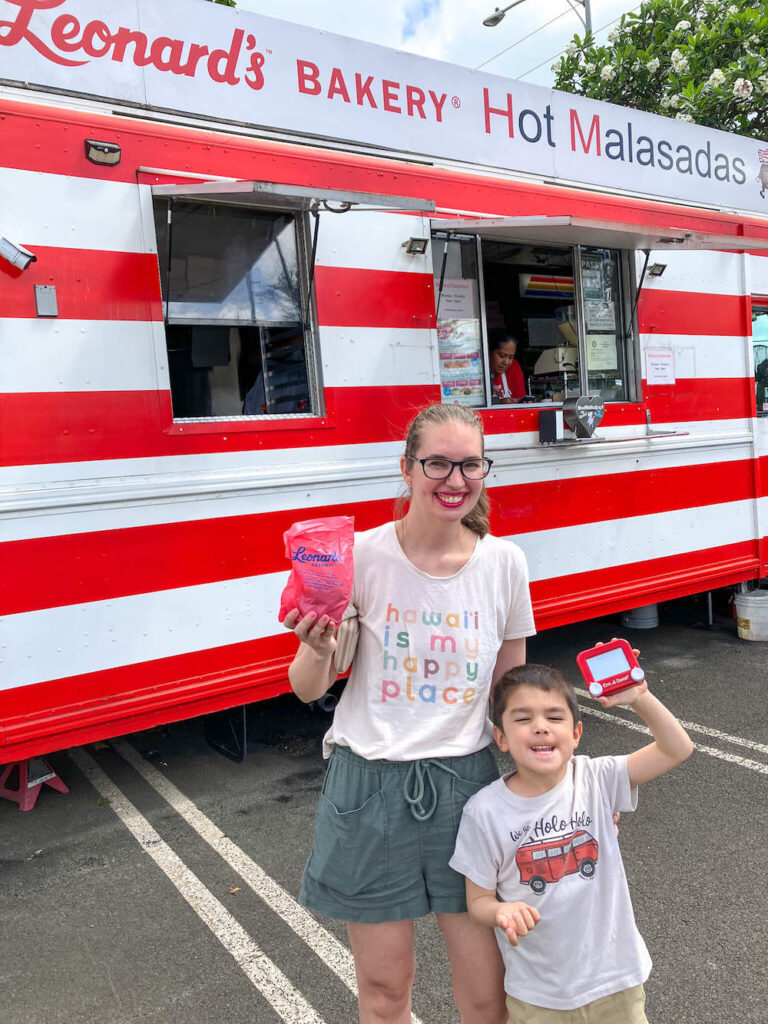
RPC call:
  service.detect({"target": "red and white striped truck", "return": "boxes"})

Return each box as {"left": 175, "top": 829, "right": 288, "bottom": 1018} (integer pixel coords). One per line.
{"left": 2, "top": 0, "right": 768, "bottom": 762}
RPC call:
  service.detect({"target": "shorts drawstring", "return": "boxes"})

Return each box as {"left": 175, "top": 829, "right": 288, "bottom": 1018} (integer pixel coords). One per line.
{"left": 403, "top": 759, "right": 460, "bottom": 821}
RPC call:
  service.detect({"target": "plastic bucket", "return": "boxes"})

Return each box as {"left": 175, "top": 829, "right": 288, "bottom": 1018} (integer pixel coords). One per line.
{"left": 734, "top": 590, "right": 768, "bottom": 641}
{"left": 621, "top": 604, "right": 659, "bottom": 630}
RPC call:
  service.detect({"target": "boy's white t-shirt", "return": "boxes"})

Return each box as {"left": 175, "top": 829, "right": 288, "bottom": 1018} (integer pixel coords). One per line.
{"left": 323, "top": 522, "right": 535, "bottom": 760}
{"left": 450, "top": 755, "right": 652, "bottom": 1011}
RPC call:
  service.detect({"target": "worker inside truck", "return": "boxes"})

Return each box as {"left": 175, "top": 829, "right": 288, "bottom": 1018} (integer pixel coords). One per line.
{"left": 433, "top": 232, "right": 636, "bottom": 410}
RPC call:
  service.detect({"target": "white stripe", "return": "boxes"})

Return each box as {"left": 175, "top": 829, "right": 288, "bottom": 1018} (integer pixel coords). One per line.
{"left": 0, "top": 319, "right": 165, "bottom": 393}
{"left": 2, "top": 498, "right": 756, "bottom": 690}
{"left": 68, "top": 747, "right": 326, "bottom": 1024}
{"left": 749, "top": 253, "right": 768, "bottom": 292}
{"left": 2, "top": 168, "right": 148, "bottom": 253}
{"left": 112, "top": 742, "right": 360, "bottom": 985}
{"left": 640, "top": 334, "right": 752, "bottom": 379}
{"left": 516, "top": 498, "right": 756, "bottom": 582}
{"left": 315, "top": 211, "right": 431, "bottom": 273}
{"left": 110, "top": 738, "right": 431, "bottom": 1022}
{"left": 0, "top": 423, "right": 753, "bottom": 507}
{"left": 0, "top": 437, "right": 754, "bottom": 541}
{"left": 1, "top": 572, "right": 288, "bottom": 690}
{"left": 634, "top": 249, "right": 747, "bottom": 297}
{"left": 320, "top": 326, "right": 438, "bottom": 388}
{"left": 576, "top": 702, "right": 768, "bottom": 775}
{"left": 575, "top": 688, "right": 768, "bottom": 755}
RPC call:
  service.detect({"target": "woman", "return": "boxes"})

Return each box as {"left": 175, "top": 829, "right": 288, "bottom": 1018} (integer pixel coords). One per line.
{"left": 284, "top": 403, "right": 535, "bottom": 1023}
{"left": 489, "top": 329, "right": 525, "bottom": 404}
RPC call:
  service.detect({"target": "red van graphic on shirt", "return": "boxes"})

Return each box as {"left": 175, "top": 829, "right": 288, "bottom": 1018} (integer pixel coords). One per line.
{"left": 516, "top": 829, "right": 598, "bottom": 894}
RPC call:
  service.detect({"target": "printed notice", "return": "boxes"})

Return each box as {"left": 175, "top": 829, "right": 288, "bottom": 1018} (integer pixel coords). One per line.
{"left": 645, "top": 348, "right": 676, "bottom": 385}
{"left": 437, "top": 279, "right": 477, "bottom": 319}
{"left": 585, "top": 300, "right": 616, "bottom": 332}
{"left": 586, "top": 334, "right": 617, "bottom": 370}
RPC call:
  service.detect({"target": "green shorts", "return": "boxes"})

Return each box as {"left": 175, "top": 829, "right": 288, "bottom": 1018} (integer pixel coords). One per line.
{"left": 299, "top": 743, "right": 499, "bottom": 923}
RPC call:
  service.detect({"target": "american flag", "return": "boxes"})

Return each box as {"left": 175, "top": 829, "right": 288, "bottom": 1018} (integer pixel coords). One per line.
{"left": 759, "top": 149, "right": 768, "bottom": 164}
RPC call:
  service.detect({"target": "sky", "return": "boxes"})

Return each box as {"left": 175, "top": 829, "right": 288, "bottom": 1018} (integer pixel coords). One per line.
{"left": 233, "top": 0, "right": 643, "bottom": 88}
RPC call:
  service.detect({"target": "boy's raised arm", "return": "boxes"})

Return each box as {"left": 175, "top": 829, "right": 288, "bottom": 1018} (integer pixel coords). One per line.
{"left": 601, "top": 681, "right": 694, "bottom": 787}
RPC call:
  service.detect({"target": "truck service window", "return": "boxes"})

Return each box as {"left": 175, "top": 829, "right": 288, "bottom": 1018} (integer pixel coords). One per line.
{"left": 753, "top": 302, "right": 768, "bottom": 416}
{"left": 432, "top": 232, "right": 635, "bottom": 407}
{"left": 154, "top": 199, "right": 315, "bottom": 419}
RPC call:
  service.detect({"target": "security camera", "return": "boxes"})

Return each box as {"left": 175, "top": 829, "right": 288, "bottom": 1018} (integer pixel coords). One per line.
{"left": 0, "top": 237, "right": 37, "bottom": 271}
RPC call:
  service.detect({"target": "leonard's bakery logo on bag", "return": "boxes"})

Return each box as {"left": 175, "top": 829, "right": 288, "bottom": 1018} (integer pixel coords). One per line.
{"left": 0, "top": 0, "right": 266, "bottom": 90}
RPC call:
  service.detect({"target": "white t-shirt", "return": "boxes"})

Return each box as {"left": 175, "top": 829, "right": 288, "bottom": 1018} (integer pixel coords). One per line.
{"left": 323, "top": 522, "right": 535, "bottom": 760}
{"left": 450, "top": 755, "right": 651, "bottom": 1011}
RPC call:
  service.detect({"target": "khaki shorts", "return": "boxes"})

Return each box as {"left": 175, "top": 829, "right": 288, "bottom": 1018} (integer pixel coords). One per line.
{"left": 506, "top": 984, "right": 648, "bottom": 1024}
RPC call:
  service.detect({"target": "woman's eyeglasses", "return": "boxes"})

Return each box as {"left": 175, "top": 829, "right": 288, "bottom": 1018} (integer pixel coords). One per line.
{"left": 412, "top": 457, "right": 493, "bottom": 480}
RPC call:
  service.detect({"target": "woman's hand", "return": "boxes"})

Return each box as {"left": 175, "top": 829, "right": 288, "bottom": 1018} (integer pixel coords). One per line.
{"left": 283, "top": 608, "right": 338, "bottom": 656}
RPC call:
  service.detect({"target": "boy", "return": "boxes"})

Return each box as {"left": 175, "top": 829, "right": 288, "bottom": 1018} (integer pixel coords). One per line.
{"left": 450, "top": 662, "right": 694, "bottom": 1023}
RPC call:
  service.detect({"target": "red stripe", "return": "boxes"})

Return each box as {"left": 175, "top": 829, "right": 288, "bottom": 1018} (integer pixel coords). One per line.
{"left": 4, "top": 95, "right": 768, "bottom": 250}
{"left": 0, "top": 247, "right": 163, "bottom": 321}
{"left": 0, "top": 633, "right": 298, "bottom": 761}
{"left": 638, "top": 290, "right": 749, "bottom": 336}
{"left": 533, "top": 540, "right": 759, "bottom": 629}
{"left": 0, "top": 385, "right": 437, "bottom": 466}
{"left": 315, "top": 267, "right": 435, "bottom": 328}
{"left": 644, "top": 377, "right": 753, "bottom": 422}
{"left": 496, "top": 458, "right": 755, "bottom": 538}
{"left": 1, "top": 500, "right": 391, "bottom": 616}
{"left": 1, "top": 538, "right": 760, "bottom": 760}
{"left": 3, "top": 458, "right": 755, "bottom": 616}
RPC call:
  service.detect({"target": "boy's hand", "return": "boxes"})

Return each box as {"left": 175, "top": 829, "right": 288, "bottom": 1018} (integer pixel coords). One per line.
{"left": 495, "top": 902, "right": 540, "bottom": 946}
{"left": 598, "top": 679, "right": 648, "bottom": 709}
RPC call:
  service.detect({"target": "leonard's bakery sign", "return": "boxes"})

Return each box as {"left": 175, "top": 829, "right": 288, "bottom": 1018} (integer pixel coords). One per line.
{"left": 2, "top": 0, "right": 768, "bottom": 216}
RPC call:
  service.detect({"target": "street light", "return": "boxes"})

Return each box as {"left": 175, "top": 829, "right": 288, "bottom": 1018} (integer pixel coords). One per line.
{"left": 483, "top": 0, "right": 591, "bottom": 34}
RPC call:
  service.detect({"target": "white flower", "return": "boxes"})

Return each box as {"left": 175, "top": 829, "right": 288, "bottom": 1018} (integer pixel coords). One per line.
{"left": 675, "top": 20, "right": 691, "bottom": 31}
{"left": 660, "top": 95, "right": 672, "bottom": 109}
{"left": 727, "top": 4, "right": 738, "bottom": 12}
{"left": 647, "top": 57, "right": 660, "bottom": 73}
{"left": 675, "top": 112, "right": 694, "bottom": 122}
{"left": 708, "top": 68, "right": 726, "bottom": 87}
{"left": 566, "top": 41, "right": 578, "bottom": 56}
{"left": 669, "top": 94, "right": 682, "bottom": 108}
{"left": 584, "top": 62, "right": 596, "bottom": 74}
{"left": 759, "top": 74, "right": 768, "bottom": 93}
{"left": 551, "top": 61, "right": 562, "bottom": 71}
{"left": 600, "top": 64, "right": 616, "bottom": 81}
{"left": 733, "top": 78, "right": 754, "bottom": 99}
{"left": 670, "top": 48, "right": 690, "bottom": 74}
{"left": 750, "top": 35, "right": 760, "bottom": 44}
{"left": 607, "top": 28, "right": 620, "bottom": 44}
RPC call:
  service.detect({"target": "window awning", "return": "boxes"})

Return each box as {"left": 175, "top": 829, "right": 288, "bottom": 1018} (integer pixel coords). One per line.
{"left": 430, "top": 215, "right": 768, "bottom": 251}
{"left": 152, "top": 179, "right": 434, "bottom": 213}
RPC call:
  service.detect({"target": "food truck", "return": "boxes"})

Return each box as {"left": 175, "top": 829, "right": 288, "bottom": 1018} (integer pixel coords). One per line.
{"left": 2, "top": 0, "right": 768, "bottom": 764}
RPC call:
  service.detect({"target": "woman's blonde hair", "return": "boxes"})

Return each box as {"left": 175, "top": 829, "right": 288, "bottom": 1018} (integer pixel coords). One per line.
{"left": 395, "top": 403, "right": 491, "bottom": 538}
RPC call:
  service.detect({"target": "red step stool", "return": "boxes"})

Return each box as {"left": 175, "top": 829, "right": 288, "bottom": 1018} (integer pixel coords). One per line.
{"left": 0, "top": 758, "right": 69, "bottom": 811}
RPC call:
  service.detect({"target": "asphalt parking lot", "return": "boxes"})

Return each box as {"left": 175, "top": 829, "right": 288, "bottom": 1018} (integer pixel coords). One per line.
{"left": 1, "top": 594, "right": 767, "bottom": 1024}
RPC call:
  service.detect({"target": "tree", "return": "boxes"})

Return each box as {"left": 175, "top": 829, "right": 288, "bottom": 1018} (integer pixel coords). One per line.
{"left": 552, "top": 0, "right": 768, "bottom": 139}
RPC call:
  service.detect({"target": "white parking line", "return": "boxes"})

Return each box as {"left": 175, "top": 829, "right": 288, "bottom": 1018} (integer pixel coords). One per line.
{"left": 577, "top": 702, "right": 768, "bottom": 775}
{"left": 69, "top": 747, "right": 327, "bottom": 1024}
{"left": 111, "top": 739, "right": 428, "bottom": 1024}
{"left": 575, "top": 687, "right": 768, "bottom": 756}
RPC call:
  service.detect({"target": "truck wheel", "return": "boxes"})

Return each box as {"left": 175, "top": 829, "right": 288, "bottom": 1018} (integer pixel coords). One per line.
{"left": 530, "top": 877, "right": 546, "bottom": 894}
{"left": 579, "top": 859, "right": 596, "bottom": 878}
